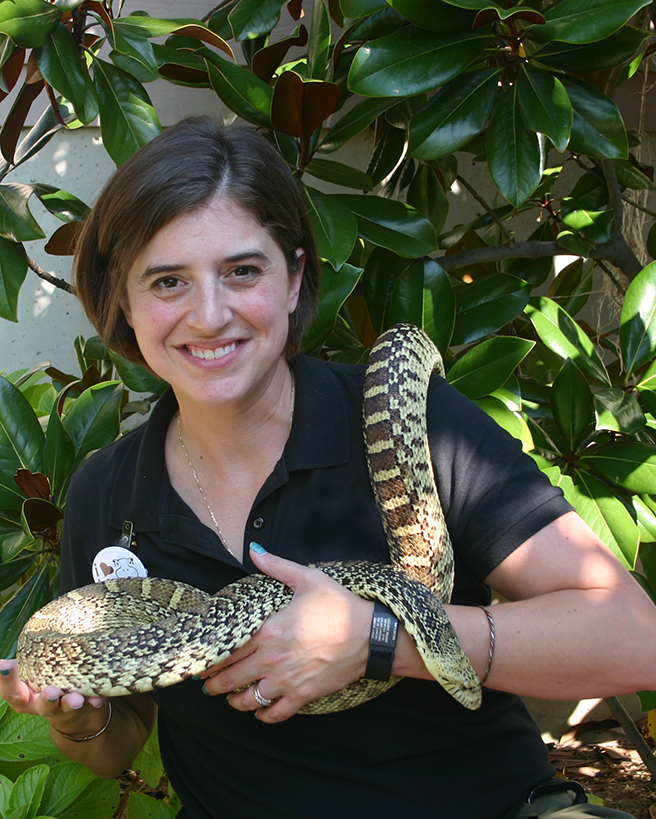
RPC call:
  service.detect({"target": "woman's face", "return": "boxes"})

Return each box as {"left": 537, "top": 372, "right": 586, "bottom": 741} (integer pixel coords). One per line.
{"left": 120, "top": 195, "right": 304, "bottom": 410}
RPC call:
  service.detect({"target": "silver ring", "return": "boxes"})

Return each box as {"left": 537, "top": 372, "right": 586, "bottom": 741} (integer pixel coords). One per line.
{"left": 252, "top": 682, "right": 275, "bottom": 708}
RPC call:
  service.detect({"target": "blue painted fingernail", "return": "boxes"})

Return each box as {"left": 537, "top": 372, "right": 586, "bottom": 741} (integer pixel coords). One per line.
{"left": 0, "top": 668, "right": 10, "bottom": 677}
{"left": 46, "top": 695, "right": 59, "bottom": 702}
{"left": 250, "top": 542, "right": 266, "bottom": 554}
{"left": 192, "top": 675, "right": 201, "bottom": 681}
{"left": 254, "top": 711, "right": 260, "bottom": 720}
{"left": 202, "top": 683, "right": 210, "bottom": 696}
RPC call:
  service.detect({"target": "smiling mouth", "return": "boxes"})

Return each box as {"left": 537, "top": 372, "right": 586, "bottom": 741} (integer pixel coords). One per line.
{"left": 188, "top": 342, "right": 238, "bottom": 361}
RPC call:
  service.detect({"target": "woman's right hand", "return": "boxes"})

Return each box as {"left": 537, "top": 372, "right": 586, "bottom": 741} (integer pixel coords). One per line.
{"left": 0, "top": 660, "right": 106, "bottom": 735}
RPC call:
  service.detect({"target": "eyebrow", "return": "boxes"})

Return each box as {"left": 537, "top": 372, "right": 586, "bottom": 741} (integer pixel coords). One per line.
{"left": 138, "top": 250, "right": 271, "bottom": 284}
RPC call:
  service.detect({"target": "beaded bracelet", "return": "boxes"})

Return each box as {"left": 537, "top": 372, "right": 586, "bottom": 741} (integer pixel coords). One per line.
{"left": 478, "top": 605, "right": 496, "bottom": 685}
{"left": 53, "top": 700, "right": 113, "bottom": 743}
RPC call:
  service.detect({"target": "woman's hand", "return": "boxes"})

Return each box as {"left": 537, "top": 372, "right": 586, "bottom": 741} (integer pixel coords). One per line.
{"left": 0, "top": 660, "right": 107, "bottom": 736}
{"left": 199, "top": 545, "right": 375, "bottom": 723}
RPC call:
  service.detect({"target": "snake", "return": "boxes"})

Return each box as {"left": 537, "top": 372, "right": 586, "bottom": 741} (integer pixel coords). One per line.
{"left": 16, "top": 324, "right": 482, "bottom": 714}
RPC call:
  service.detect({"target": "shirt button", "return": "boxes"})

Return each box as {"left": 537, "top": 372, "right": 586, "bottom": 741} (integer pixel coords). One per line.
{"left": 253, "top": 517, "right": 265, "bottom": 530}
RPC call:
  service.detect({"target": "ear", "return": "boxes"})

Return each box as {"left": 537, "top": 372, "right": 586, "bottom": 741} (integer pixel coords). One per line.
{"left": 287, "top": 248, "right": 305, "bottom": 313}
{"left": 119, "top": 295, "right": 133, "bottom": 328}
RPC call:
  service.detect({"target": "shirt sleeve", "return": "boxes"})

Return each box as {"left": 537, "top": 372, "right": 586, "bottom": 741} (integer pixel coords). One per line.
{"left": 427, "top": 376, "right": 573, "bottom": 582}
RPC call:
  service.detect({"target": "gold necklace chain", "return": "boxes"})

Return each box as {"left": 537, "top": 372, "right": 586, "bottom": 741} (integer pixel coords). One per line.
{"left": 176, "top": 374, "right": 296, "bottom": 561}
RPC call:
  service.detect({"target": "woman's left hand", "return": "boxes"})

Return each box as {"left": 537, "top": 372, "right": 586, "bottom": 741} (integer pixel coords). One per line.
{"left": 199, "top": 546, "right": 374, "bottom": 722}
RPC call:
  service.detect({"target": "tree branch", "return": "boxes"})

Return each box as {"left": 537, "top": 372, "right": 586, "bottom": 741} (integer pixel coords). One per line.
{"left": 601, "top": 159, "right": 643, "bottom": 279}
{"left": 623, "top": 195, "right": 656, "bottom": 220}
{"left": 27, "top": 257, "right": 75, "bottom": 295}
{"left": 456, "top": 174, "right": 513, "bottom": 242}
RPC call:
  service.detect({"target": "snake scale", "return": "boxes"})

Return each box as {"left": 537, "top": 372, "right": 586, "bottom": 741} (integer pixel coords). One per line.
{"left": 16, "top": 324, "right": 481, "bottom": 714}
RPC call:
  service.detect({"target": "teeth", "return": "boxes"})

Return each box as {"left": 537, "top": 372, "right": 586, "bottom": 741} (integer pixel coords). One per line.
{"left": 189, "top": 342, "right": 237, "bottom": 361}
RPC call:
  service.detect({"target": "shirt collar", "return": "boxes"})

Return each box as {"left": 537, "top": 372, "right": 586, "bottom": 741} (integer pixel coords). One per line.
{"left": 109, "top": 354, "right": 352, "bottom": 530}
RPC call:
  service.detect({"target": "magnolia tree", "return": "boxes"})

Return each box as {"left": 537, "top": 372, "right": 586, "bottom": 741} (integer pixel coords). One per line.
{"left": 0, "top": 0, "right": 654, "bottom": 810}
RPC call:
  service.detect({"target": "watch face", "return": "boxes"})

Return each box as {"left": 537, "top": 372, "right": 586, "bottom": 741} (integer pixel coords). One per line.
{"left": 92, "top": 546, "right": 148, "bottom": 583}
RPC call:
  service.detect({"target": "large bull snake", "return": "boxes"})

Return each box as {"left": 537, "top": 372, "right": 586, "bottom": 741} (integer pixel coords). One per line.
{"left": 17, "top": 324, "right": 481, "bottom": 713}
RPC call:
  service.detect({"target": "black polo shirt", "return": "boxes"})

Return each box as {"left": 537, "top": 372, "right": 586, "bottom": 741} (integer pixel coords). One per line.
{"left": 61, "top": 353, "right": 571, "bottom": 819}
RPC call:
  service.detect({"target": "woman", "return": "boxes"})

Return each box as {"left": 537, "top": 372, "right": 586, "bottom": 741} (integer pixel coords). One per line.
{"left": 1, "top": 118, "right": 654, "bottom": 819}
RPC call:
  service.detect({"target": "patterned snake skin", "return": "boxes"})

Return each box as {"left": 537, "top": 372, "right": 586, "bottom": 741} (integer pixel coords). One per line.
{"left": 16, "top": 324, "right": 482, "bottom": 713}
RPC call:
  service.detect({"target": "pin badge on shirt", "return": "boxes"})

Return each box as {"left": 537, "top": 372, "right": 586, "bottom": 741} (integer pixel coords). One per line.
{"left": 91, "top": 520, "right": 148, "bottom": 583}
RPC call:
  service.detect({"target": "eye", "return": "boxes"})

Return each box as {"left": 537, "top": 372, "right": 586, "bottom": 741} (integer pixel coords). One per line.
{"left": 152, "top": 275, "right": 183, "bottom": 291}
{"left": 228, "top": 265, "right": 259, "bottom": 281}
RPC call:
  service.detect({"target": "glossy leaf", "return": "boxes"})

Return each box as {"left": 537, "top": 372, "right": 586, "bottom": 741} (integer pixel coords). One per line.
{"left": 0, "top": 0, "right": 60, "bottom": 48}
{"left": 111, "top": 25, "right": 159, "bottom": 82}
{"left": 388, "top": 257, "right": 424, "bottom": 328}
{"left": 319, "top": 97, "right": 398, "bottom": 153}
{"left": 447, "top": 337, "right": 535, "bottom": 399}
{"left": 388, "top": 0, "right": 477, "bottom": 31}
{"left": 271, "top": 72, "right": 342, "bottom": 139}
{"left": 526, "top": 0, "right": 650, "bottom": 44}
{"left": 30, "top": 184, "right": 90, "bottom": 223}
{"left": 108, "top": 353, "right": 168, "bottom": 395}
{"left": 533, "top": 26, "right": 647, "bottom": 72}
{"left": 305, "top": 187, "right": 358, "bottom": 271}
{"left": 117, "top": 17, "right": 233, "bottom": 57}
{"left": 620, "top": 261, "right": 656, "bottom": 375}
{"left": 421, "top": 259, "right": 455, "bottom": 354}
{"left": 0, "top": 550, "right": 35, "bottom": 592}
{"left": 517, "top": 65, "right": 572, "bottom": 153}
{"left": 408, "top": 68, "right": 500, "bottom": 159}
{"left": 93, "top": 59, "right": 162, "bottom": 166}
{"left": 348, "top": 28, "right": 490, "bottom": 97}
{"left": 228, "top": 0, "right": 286, "bottom": 40}
{"left": 0, "top": 237, "right": 26, "bottom": 322}
{"left": 594, "top": 387, "right": 645, "bottom": 434}
{"left": 452, "top": 273, "right": 531, "bottom": 346}
{"left": 39, "top": 763, "right": 100, "bottom": 818}
{"left": 128, "top": 791, "right": 178, "bottom": 819}
{"left": 551, "top": 358, "right": 594, "bottom": 449}
{"left": 336, "top": 194, "right": 437, "bottom": 258}
{"left": 34, "top": 24, "right": 87, "bottom": 114}
{"left": 0, "top": 563, "right": 50, "bottom": 658}
{"left": 307, "top": 0, "right": 330, "bottom": 80}
{"left": 560, "top": 74, "right": 628, "bottom": 160}
{"left": 0, "top": 376, "right": 44, "bottom": 501}
{"left": 363, "top": 247, "right": 410, "bottom": 333}
{"left": 570, "top": 470, "right": 639, "bottom": 569}
{"left": 473, "top": 397, "right": 533, "bottom": 451}
{"left": 302, "top": 263, "right": 362, "bottom": 354}
{"left": 61, "top": 382, "right": 122, "bottom": 470}
{"left": 525, "top": 297, "right": 610, "bottom": 385}
{"left": 582, "top": 442, "right": 656, "bottom": 493}
{"left": 487, "top": 86, "right": 543, "bottom": 206}
{"left": 204, "top": 51, "right": 272, "bottom": 129}
{"left": 406, "top": 164, "right": 449, "bottom": 237}
{"left": 0, "top": 184, "right": 45, "bottom": 242}
{"left": 0, "top": 708, "right": 54, "bottom": 761}
{"left": 305, "top": 158, "right": 372, "bottom": 191}
{"left": 547, "top": 257, "right": 592, "bottom": 317}
{"left": 41, "top": 403, "right": 75, "bottom": 505}
{"left": 341, "top": 0, "right": 388, "bottom": 16}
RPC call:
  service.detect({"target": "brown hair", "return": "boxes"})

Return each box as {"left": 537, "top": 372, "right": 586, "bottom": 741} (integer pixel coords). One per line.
{"left": 74, "top": 117, "right": 320, "bottom": 363}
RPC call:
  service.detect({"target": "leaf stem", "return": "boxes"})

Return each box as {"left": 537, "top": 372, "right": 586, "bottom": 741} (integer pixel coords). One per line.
{"left": 27, "top": 257, "right": 75, "bottom": 295}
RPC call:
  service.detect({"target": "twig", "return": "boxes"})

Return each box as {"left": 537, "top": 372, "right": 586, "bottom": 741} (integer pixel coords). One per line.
{"left": 595, "top": 259, "right": 626, "bottom": 297}
{"left": 600, "top": 159, "right": 643, "bottom": 279}
{"left": 456, "top": 174, "right": 513, "bottom": 242}
{"left": 623, "top": 195, "right": 656, "bottom": 220}
{"left": 27, "top": 256, "right": 75, "bottom": 294}
{"left": 604, "top": 696, "right": 656, "bottom": 779}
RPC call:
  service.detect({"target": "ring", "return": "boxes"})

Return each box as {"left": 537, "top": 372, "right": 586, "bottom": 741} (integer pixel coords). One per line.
{"left": 252, "top": 682, "right": 275, "bottom": 708}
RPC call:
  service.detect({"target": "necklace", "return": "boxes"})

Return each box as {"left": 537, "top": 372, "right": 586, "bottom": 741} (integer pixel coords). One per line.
{"left": 176, "top": 373, "right": 296, "bottom": 561}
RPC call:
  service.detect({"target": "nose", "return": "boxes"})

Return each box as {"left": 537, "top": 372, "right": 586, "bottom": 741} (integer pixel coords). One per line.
{"left": 186, "top": 277, "right": 232, "bottom": 334}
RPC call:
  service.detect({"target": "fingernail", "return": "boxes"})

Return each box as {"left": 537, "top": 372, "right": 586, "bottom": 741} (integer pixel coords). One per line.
{"left": 249, "top": 542, "right": 266, "bottom": 554}
{"left": 0, "top": 668, "right": 10, "bottom": 677}
{"left": 46, "top": 695, "right": 59, "bottom": 703}
{"left": 192, "top": 675, "right": 201, "bottom": 681}
{"left": 254, "top": 711, "right": 260, "bottom": 720}
{"left": 70, "top": 701, "right": 84, "bottom": 710}
{"left": 202, "top": 684, "right": 210, "bottom": 696}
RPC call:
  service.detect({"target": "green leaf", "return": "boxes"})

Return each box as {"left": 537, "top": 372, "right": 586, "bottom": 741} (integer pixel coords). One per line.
{"left": 128, "top": 791, "right": 177, "bottom": 819}
{"left": 447, "top": 337, "right": 535, "bottom": 399}
{"left": 0, "top": 564, "right": 50, "bottom": 658}
{"left": 40, "top": 763, "right": 98, "bottom": 818}
{"left": 487, "top": 86, "right": 543, "bottom": 206}
{"left": 547, "top": 257, "right": 592, "bottom": 316}
{"left": 0, "top": 551, "right": 36, "bottom": 592}
{"left": 348, "top": 28, "right": 490, "bottom": 97}
{"left": 613, "top": 157, "right": 654, "bottom": 190}
{"left": 0, "top": 708, "right": 54, "bottom": 761}
{"left": 302, "top": 263, "right": 362, "bottom": 354}
{"left": 525, "top": 297, "right": 611, "bottom": 385}
{"left": 517, "top": 65, "right": 572, "bottom": 152}
{"left": 335, "top": 194, "right": 437, "bottom": 257}
{"left": 473, "top": 396, "right": 534, "bottom": 451}
{"left": 388, "top": 257, "right": 424, "bottom": 327}
{"left": 389, "top": 0, "right": 478, "bottom": 31}
{"left": 560, "top": 74, "right": 628, "bottom": 160}
{"left": 228, "top": 0, "right": 285, "bottom": 40}
{"left": 533, "top": 26, "right": 647, "bottom": 72}
{"left": 93, "top": 59, "right": 162, "bottom": 165}
{"left": 526, "top": 0, "right": 650, "bottom": 44}
{"left": 307, "top": 0, "right": 330, "bottom": 80}
{"left": 304, "top": 188, "right": 357, "bottom": 271}
{"left": 362, "top": 247, "right": 409, "bottom": 332}
{"left": 34, "top": 24, "right": 88, "bottom": 114}
{"left": 452, "top": 273, "right": 531, "bottom": 346}
{"left": 61, "top": 382, "right": 122, "bottom": 470}
{"left": 341, "top": 0, "right": 388, "bottom": 15}
{"left": 108, "top": 353, "right": 168, "bottom": 395}
{"left": 561, "top": 207, "right": 614, "bottom": 242}
{"left": 131, "top": 725, "right": 163, "bottom": 789}
{"left": 203, "top": 52, "right": 272, "bottom": 129}
{"left": 594, "top": 387, "right": 645, "bottom": 434}
{"left": 55, "top": 776, "right": 119, "bottom": 819}
{"left": 0, "top": 0, "right": 61, "bottom": 48}
{"left": 581, "top": 441, "right": 656, "bottom": 493}
{"left": 0, "top": 185, "right": 45, "bottom": 243}
{"left": 111, "top": 23, "right": 159, "bottom": 82}
{"left": 0, "top": 376, "right": 44, "bottom": 492}
{"left": 41, "top": 405, "right": 75, "bottom": 505}
{"left": 304, "top": 158, "right": 373, "bottom": 191}
{"left": 555, "top": 229, "right": 595, "bottom": 257}
{"left": 0, "top": 238, "right": 27, "bottom": 323}
{"left": 421, "top": 259, "right": 455, "bottom": 354}
{"left": 319, "top": 97, "right": 398, "bottom": 153}
{"left": 551, "top": 358, "right": 594, "bottom": 449}
{"left": 9, "top": 764, "right": 48, "bottom": 819}
{"left": 570, "top": 470, "right": 639, "bottom": 569}
{"left": 620, "top": 261, "right": 656, "bottom": 375}
{"left": 408, "top": 68, "right": 500, "bottom": 159}
{"left": 406, "top": 165, "right": 449, "bottom": 236}
{"left": 29, "top": 185, "right": 90, "bottom": 223}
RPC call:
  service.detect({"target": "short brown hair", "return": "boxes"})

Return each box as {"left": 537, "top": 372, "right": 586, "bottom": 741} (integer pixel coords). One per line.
{"left": 74, "top": 118, "right": 320, "bottom": 363}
